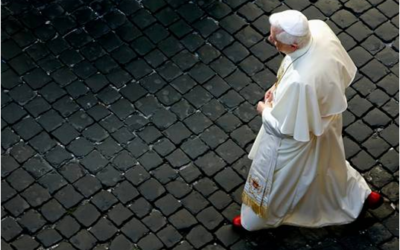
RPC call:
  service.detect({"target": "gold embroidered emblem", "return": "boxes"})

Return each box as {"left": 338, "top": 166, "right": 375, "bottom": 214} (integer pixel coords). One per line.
{"left": 251, "top": 179, "right": 260, "bottom": 190}
{"left": 248, "top": 175, "right": 262, "bottom": 195}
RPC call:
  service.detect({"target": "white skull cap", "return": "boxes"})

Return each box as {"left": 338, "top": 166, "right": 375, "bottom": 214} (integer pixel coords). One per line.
{"left": 270, "top": 10, "right": 310, "bottom": 36}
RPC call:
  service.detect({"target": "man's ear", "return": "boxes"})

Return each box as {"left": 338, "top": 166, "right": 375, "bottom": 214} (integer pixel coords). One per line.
{"left": 291, "top": 43, "right": 299, "bottom": 49}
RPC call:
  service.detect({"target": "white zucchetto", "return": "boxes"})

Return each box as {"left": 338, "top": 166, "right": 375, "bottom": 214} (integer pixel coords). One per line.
{"left": 270, "top": 10, "right": 310, "bottom": 36}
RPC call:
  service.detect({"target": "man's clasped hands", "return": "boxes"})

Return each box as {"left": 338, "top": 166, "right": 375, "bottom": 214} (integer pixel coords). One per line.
{"left": 257, "top": 84, "right": 276, "bottom": 115}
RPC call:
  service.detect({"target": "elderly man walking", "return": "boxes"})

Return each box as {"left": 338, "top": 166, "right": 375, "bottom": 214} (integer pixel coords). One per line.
{"left": 232, "top": 10, "right": 383, "bottom": 231}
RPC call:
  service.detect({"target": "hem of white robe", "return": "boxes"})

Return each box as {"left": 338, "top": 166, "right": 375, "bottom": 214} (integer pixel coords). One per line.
{"left": 240, "top": 201, "right": 368, "bottom": 231}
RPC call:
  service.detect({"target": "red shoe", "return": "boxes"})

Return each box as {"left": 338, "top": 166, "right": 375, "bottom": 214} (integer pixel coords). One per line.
{"left": 366, "top": 191, "right": 383, "bottom": 209}
{"left": 232, "top": 215, "right": 243, "bottom": 229}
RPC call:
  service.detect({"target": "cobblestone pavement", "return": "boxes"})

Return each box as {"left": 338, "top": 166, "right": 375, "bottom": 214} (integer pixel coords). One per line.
{"left": 1, "top": 0, "right": 399, "bottom": 249}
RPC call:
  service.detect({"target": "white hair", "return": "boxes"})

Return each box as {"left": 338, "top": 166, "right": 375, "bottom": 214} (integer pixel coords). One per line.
{"left": 269, "top": 16, "right": 311, "bottom": 48}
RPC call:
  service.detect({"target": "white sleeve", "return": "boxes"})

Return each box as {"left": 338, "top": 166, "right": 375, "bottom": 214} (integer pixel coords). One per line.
{"left": 262, "top": 106, "right": 285, "bottom": 138}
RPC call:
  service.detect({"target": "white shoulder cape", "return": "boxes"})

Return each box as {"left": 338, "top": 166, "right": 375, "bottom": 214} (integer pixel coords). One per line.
{"left": 270, "top": 20, "right": 357, "bottom": 142}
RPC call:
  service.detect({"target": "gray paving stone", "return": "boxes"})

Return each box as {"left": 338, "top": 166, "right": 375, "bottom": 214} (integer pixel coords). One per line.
{"left": 70, "top": 230, "right": 97, "bottom": 250}
{"left": 2, "top": 1, "right": 399, "bottom": 249}
{"left": 109, "top": 235, "right": 134, "bottom": 250}
{"left": 5, "top": 169, "right": 34, "bottom": 193}
{"left": 54, "top": 185, "right": 84, "bottom": 209}
{"left": 196, "top": 206, "right": 224, "bottom": 230}
{"left": 112, "top": 180, "right": 139, "bottom": 204}
{"left": 3, "top": 195, "right": 30, "bottom": 217}
{"left": 38, "top": 171, "right": 68, "bottom": 194}
{"left": 181, "top": 190, "right": 210, "bottom": 214}
{"left": 18, "top": 209, "right": 47, "bottom": 234}
{"left": 107, "top": 203, "right": 133, "bottom": 226}
{"left": 138, "top": 233, "right": 164, "bottom": 250}
{"left": 36, "top": 228, "right": 63, "bottom": 248}
{"left": 331, "top": 9, "right": 358, "bottom": 29}
{"left": 21, "top": 183, "right": 51, "bottom": 207}
{"left": 91, "top": 190, "right": 118, "bottom": 213}
{"left": 186, "top": 225, "right": 213, "bottom": 249}
{"left": 1, "top": 128, "right": 20, "bottom": 150}
{"left": 74, "top": 175, "right": 102, "bottom": 198}
{"left": 2, "top": 217, "right": 23, "bottom": 241}
{"left": 365, "top": 165, "right": 394, "bottom": 188}
{"left": 381, "top": 182, "right": 399, "bottom": 202}
{"left": 73, "top": 203, "right": 101, "bottom": 227}
{"left": 11, "top": 234, "right": 40, "bottom": 250}
{"left": 1, "top": 155, "right": 20, "bottom": 178}
{"left": 89, "top": 218, "right": 118, "bottom": 242}
{"left": 121, "top": 218, "right": 149, "bottom": 242}
{"left": 383, "top": 212, "right": 399, "bottom": 237}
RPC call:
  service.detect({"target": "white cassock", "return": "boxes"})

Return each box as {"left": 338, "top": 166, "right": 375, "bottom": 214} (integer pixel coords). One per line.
{"left": 240, "top": 20, "right": 372, "bottom": 230}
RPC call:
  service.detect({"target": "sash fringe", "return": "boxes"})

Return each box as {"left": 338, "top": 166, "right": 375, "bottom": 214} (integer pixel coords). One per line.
{"left": 242, "top": 191, "right": 268, "bottom": 218}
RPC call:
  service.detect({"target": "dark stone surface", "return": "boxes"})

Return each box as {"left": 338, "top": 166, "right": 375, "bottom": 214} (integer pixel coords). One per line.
{"left": 1, "top": 0, "right": 398, "bottom": 249}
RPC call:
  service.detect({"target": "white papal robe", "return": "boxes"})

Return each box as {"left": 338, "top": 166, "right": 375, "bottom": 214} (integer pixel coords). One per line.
{"left": 240, "top": 20, "right": 372, "bottom": 230}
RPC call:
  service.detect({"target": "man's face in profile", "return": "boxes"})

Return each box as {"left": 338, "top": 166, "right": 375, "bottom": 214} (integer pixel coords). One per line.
{"left": 268, "top": 26, "right": 298, "bottom": 54}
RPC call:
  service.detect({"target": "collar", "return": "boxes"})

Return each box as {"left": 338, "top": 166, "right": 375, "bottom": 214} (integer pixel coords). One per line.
{"left": 287, "top": 36, "right": 313, "bottom": 60}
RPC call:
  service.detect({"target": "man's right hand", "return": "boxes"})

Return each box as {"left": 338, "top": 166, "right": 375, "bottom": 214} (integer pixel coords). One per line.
{"left": 264, "top": 84, "right": 276, "bottom": 103}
